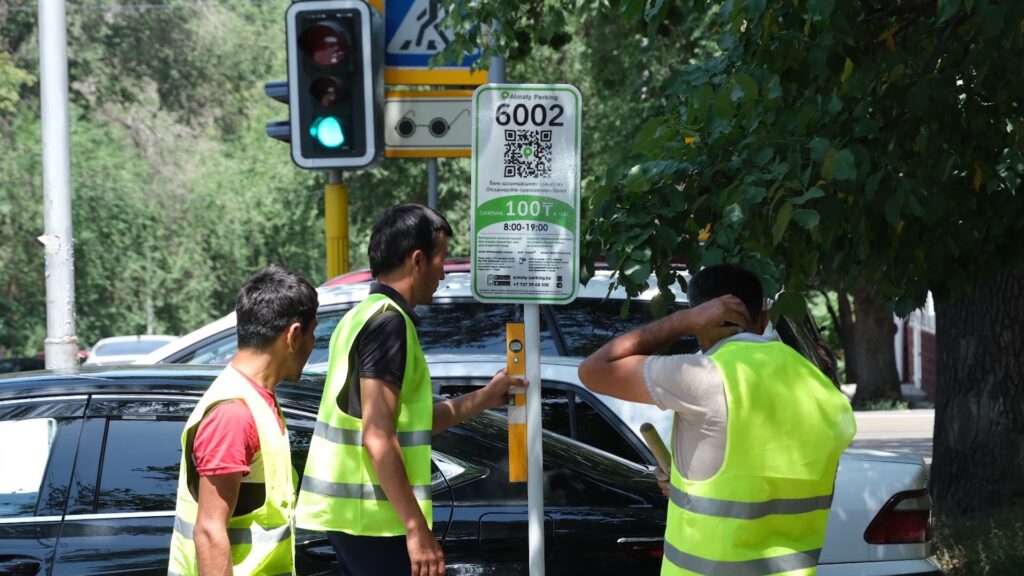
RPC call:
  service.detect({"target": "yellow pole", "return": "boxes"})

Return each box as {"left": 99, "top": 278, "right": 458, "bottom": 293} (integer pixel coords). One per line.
{"left": 325, "top": 175, "right": 349, "bottom": 278}
{"left": 506, "top": 322, "right": 527, "bottom": 482}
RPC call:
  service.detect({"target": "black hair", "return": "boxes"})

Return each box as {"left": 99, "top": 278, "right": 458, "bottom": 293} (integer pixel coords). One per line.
{"left": 368, "top": 204, "right": 453, "bottom": 277}
{"left": 235, "top": 265, "right": 318, "bottom": 351}
{"left": 687, "top": 264, "right": 764, "bottom": 322}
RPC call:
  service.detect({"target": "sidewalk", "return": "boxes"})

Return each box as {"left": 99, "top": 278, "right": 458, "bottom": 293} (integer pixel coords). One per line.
{"left": 840, "top": 383, "right": 934, "bottom": 409}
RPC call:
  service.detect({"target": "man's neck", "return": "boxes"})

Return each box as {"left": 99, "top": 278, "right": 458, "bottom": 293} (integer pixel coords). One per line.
{"left": 231, "top": 350, "right": 284, "bottom": 393}
{"left": 375, "top": 275, "right": 417, "bottom": 307}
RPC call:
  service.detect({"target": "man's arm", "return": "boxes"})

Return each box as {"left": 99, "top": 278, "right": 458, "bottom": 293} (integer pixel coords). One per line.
{"left": 361, "top": 377, "right": 445, "bottom": 576}
{"left": 194, "top": 472, "right": 241, "bottom": 576}
{"left": 432, "top": 369, "right": 526, "bottom": 435}
{"left": 578, "top": 295, "right": 750, "bottom": 402}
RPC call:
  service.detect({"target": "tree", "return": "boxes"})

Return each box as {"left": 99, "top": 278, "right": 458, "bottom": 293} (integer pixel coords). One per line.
{"left": 444, "top": 0, "right": 1024, "bottom": 517}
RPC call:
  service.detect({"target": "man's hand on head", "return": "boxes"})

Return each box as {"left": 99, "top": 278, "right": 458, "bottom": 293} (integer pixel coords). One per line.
{"left": 687, "top": 295, "right": 751, "bottom": 341}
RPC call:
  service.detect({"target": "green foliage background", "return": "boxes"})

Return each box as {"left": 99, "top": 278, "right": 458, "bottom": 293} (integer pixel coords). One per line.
{"left": 0, "top": 1, "right": 463, "bottom": 354}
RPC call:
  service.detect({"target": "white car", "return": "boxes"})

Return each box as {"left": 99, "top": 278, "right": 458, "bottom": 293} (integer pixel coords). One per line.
{"left": 415, "top": 355, "right": 941, "bottom": 576}
{"left": 137, "top": 268, "right": 840, "bottom": 383}
{"left": 83, "top": 334, "right": 178, "bottom": 366}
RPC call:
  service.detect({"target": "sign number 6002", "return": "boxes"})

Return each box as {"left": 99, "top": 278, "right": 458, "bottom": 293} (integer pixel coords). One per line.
{"left": 495, "top": 103, "right": 564, "bottom": 128}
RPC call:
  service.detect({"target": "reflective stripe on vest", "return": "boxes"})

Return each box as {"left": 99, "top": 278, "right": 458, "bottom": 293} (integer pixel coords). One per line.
{"left": 668, "top": 484, "right": 833, "bottom": 520}
{"left": 313, "top": 420, "right": 431, "bottom": 448}
{"left": 295, "top": 294, "right": 434, "bottom": 537}
{"left": 167, "top": 367, "right": 296, "bottom": 576}
{"left": 661, "top": 340, "right": 856, "bottom": 576}
{"left": 173, "top": 516, "right": 291, "bottom": 546}
{"left": 664, "top": 540, "right": 821, "bottom": 576}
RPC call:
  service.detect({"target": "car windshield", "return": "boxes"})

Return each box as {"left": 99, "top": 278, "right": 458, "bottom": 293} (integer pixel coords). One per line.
{"left": 96, "top": 339, "right": 173, "bottom": 356}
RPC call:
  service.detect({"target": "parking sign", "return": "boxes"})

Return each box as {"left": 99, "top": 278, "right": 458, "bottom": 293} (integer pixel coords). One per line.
{"left": 471, "top": 84, "right": 582, "bottom": 304}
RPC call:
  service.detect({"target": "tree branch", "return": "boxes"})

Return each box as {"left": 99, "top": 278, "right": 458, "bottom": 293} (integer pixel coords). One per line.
{"left": 862, "top": 0, "right": 936, "bottom": 24}
{"left": 924, "top": 12, "right": 971, "bottom": 74}
{"left": 820, "top": 290, "right": 842, "bottom": 333}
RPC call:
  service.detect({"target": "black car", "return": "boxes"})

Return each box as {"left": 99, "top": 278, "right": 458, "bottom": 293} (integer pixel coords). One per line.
{"left": 0, "top": 366, "right": 666, "bottom": 575}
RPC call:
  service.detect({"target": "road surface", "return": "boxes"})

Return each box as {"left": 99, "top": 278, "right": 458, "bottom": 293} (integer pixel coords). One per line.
{"left": 850, "top": 409, "right": 934, "bottom": 465}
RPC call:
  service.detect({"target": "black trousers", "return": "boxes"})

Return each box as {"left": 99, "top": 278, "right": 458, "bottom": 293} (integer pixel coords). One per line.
{"left": 327, "top": 531, "right": 411, "bottom": 576}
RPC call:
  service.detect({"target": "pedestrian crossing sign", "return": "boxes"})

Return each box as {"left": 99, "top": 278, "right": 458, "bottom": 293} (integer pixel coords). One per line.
{"left": 368, "top": 0, "right": 488, "bottom": 85}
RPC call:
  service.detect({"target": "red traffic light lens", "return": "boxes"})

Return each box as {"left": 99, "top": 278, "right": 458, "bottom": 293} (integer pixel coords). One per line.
{"left": 300, "top": 21, "right": 351, "bottom": 68}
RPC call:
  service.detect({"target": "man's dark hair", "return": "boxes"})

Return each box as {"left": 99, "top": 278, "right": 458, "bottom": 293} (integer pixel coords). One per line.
{"left": 368, "top": 204, "right": 453, "bottom": 277}
{"left": 235, "top": 265, "right": 318, "bottom": 350}
{"left": 687, "top": 264, "right": 764, "bottom": 322}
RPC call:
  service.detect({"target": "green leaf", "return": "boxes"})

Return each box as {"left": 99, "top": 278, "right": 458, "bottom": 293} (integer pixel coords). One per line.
{"left": 809, "top": 137, "right": 830, "bottom": 162}
{"left": 832, "top": 149, "right": 857, "bottom": 181}
{"left": 821, "top": 148, "right": 837, "bottom": 181}
{"left": 752, "top": 148, "right": 774, "bottom": 167}
{"left": 792, "top": 208, "right": 820, "bottom": 230}
{"left": 865, "top": 171, "right": 884, "bottom": 199}
{"left": 792, "top": 186, "right": 826, "bottom": 205}
{"left": 651, "top": 290, "right": 675, "bottom": 318}
{"left": 702, "top": 246, "right": 724, "bottom": 267}
{"left": 744, "top": 0, "right": 767, "bottom": 18}
{"left": 644, "top": 0, "right": 667, "bottom": 21}
{"left": 885, "top": 190, "right": 905, "bottom": 225}
{"left": 623, "top": 258, "right": 652, "bottom": 284}
{"left": 807, "top": 0, "right": 836, "bottom": 21}
{"left": 624, "top": 165, "right": 649, "bottom": 192}
{"left": 725, "top": 203, "right": 745, "bottom": 223}
{"left": 731, "top": 73, "right": 759, "bottom": 102}
{"left": 713, "top": 88, "right": 737, "bottom": 118}
{"left": 742, "top": 185, "right": 768, "bottom": 204}
{"left": 772, "top": 201, "right": 793, "bottom": 246}
{"left": 766, "top": 75, "right": 783, "bottom": 100}
{"left": 938, "top": 0, "right": 962, "bottom": 22}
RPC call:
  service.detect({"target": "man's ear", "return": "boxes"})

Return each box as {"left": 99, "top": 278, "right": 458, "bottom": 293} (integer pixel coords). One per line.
{"left": 410, "top": 249, "right": 425, "bottom": 271}
{"left": 284, "top": 322, "right": 303, "bottom": 351}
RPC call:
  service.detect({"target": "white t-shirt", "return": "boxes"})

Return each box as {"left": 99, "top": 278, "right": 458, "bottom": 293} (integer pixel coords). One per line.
{"left": 642, "top": 332, "right": 777, "bottom": 481}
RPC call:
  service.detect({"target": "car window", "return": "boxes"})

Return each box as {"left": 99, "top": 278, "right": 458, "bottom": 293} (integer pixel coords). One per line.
{"left": 96, "top": 420, "right": 184, "bottom": 513}
{"left": 0, "top": 418, "right": 58, "bottom": 518}
{"left": 553, "top": 299, "right": 699, "bottom": 357}
{"left": 416, "top": 302, "right": 558, "bottom": 355}
{"left": 436, "top": 382, "right": 571, "bottom": 437}
{"left": 573, "top": 395, "right": 645, "bottom": 464}
{"left": 95, "top": 340, "right": 171, "bottom": 356}
{"left": 179, "top": 308, "right": 348, "bottom": 366}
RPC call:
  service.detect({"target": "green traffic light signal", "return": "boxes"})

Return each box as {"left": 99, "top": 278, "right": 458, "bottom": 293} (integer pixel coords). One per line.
{"left": 310, "top": 116, "right": 345, "bottom": 148}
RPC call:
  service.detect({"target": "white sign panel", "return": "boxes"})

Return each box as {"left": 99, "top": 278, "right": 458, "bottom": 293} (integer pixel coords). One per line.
{"left": 471, "top": 84, "right": 582, "bottom": 304}
{"left": 384, "top": 90, "right": 471, "bottom": 157}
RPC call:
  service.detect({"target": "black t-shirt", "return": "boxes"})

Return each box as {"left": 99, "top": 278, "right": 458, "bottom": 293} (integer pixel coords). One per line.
{"left": 339, "top": 283, "right": 421, "bottom": 418}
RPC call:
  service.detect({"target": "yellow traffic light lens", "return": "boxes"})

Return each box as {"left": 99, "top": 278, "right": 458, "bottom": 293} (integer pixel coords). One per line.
{"left": 310, "top": 116, "right": 345, "bottom": 148}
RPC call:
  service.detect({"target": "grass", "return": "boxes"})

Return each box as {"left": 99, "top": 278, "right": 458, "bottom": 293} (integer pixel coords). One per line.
{"left": 934, "top": 504, "right": 1024, "bottom": 575}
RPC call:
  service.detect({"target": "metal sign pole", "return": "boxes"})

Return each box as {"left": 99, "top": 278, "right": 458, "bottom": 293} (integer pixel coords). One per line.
{"left": 427, "top": 158, "right": 438, "bottom": 209}
{"left": 488, "top": 53, "right": 546, "bottom": 576}
{"left": 38, "top": 0, "right": 79, "bottom": 370}
{"left": 524, "top": 302, "right": 544, "bottom": 575}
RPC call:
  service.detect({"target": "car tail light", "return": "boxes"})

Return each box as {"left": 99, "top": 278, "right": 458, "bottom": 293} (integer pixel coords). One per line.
{"left": 864, "top": 488, "right": 933, "bottom": 544}
{"left": 617, "top": 537, "right": 664, "bottom": 560}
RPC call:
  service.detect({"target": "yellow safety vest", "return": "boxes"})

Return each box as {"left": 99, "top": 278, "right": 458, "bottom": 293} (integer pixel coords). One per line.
{"left": 168, "top": 366, "right": 296, "bottom": 576}
{"left": 295, "top": 294, "right": 433, "bottom": 536}
{"left": 661, "top": 340, "right": 856, "bottom": 576}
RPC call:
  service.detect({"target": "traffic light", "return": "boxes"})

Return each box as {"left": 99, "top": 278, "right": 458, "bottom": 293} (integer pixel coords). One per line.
{"left": 286, "top": 0, "right": 383, "bottom": 170}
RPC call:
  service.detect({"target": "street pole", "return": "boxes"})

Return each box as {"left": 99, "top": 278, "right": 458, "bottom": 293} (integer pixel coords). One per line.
{"left": 38, "top": 0, "right": 79, "bottom": 370}
{"left": 325, "top": 169, "right": 349, "bottom": 278}
{"left": 490, "top": 51, "right": 545, "bottom": 576}
{"left": 427, "top": 158, "right": 438, "bottom": 210}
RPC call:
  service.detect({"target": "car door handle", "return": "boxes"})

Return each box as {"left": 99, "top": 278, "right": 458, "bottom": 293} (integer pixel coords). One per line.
{"left": 0, "top": 558, "right": 41, "bottom": 576}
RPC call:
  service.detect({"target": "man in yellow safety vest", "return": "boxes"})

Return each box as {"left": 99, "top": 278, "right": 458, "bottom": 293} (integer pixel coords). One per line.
{"left": 168, "top": 265, "right": 319, "bottom": 575}
{"left": 579, "top": 264, "right": 855, "bottom": 576}
{"left": 296, "top": 204, "right": 526, "bottom": 576}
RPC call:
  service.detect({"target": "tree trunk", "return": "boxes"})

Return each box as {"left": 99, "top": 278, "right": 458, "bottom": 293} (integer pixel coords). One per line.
{"left": 836, "top": 286, "right": 859, "bottom": 385}
{"left": 851, "top": 282, "right": 903, "bottom": 405}
{"left": 930, "top": 267, "right": 1024, "bottom": 519}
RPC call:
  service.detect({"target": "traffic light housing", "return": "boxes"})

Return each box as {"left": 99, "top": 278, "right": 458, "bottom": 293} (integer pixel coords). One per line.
{"left": 286, "top": 0, "right": 383, "bottom": 170}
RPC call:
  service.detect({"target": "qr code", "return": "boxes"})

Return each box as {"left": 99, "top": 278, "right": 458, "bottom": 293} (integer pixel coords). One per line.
{"left": 503, "top": 129, "right": 552, "bottom": 178}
